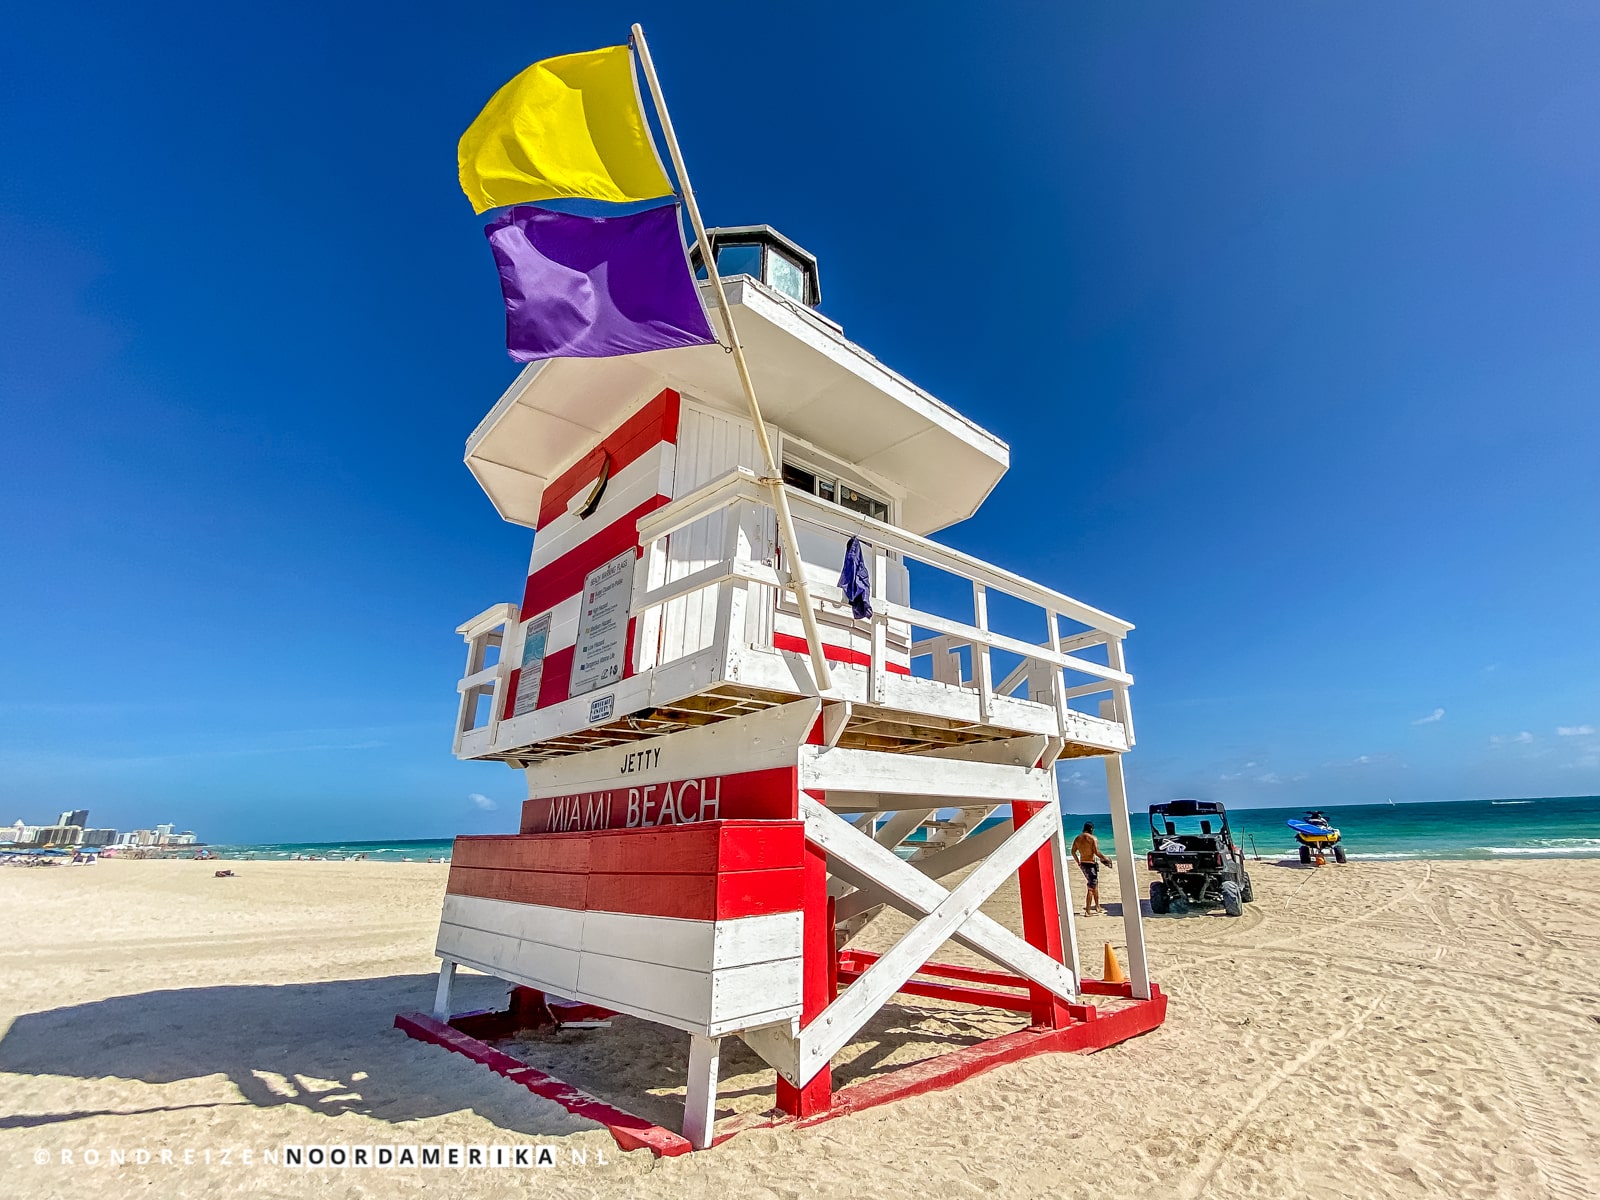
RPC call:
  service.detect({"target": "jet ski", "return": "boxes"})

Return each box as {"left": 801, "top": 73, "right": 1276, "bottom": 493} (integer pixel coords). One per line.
{"left": 1287, "top": 810, "right": 1346, "bottom": 864}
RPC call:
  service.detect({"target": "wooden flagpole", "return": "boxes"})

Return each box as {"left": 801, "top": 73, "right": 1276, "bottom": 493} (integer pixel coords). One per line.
{"left": 630, "top": 23, "right": 835, "bottom": 694}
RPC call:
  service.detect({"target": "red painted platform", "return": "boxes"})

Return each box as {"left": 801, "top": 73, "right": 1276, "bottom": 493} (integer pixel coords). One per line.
{"left": 394, "top": 980, "right": 1166, "bottom": 1156}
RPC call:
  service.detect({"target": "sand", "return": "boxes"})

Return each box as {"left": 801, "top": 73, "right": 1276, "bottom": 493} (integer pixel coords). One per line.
{"left": 3, "top": 854, "right": 1599, "bottom": 1199}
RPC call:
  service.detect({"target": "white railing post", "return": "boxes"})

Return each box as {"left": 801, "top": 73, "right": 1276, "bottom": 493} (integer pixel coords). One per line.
{"left": 1106, "top": 637, "right": 1135, "bottom": 748}
{"left": 868, "top": 543, "right": 889, "bottom": 705}
{"left": 1044, "top": 608, "right": 1070, "bottom": 740}
{"left": 971, "top": 583, "right": 992, "bottom": 724}
{"left": 633, "top": 533, "right": 669, "bottom": 674}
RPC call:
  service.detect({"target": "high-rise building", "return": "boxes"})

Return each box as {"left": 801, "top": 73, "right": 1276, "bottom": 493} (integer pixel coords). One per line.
{"left": 154, "top": 823, "right": 175, "bottom": 844}
{"left": 33, "top": 825, "right": 83, "bottom": 846}
{"left": 80, "top": 828, "right": 119, "bottom": 847}
{"left": 58, "top": 809, "right": 89, "bottom": 828}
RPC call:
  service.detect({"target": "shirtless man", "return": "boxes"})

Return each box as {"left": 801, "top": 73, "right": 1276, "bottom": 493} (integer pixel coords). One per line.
{"left": 1070, "top": 821, "right": 1113, "bottom": 915}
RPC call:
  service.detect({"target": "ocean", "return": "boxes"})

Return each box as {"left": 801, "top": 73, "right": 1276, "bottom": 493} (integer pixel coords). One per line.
{"left": 1061, "top": 794, "right": 1600, "bottom": 861}
{"left": 193, "top": 795, "right": 1599, "bottom": 864}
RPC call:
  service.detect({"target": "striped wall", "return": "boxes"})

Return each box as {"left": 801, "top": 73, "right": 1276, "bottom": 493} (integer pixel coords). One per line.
{"left": 436, "top": 821, "right": 805, "bottom": 1037}
{"left": 502, "top": 390, "right": 681, "bottom": 718}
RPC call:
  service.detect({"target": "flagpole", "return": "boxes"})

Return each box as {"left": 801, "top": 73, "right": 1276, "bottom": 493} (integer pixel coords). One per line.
{"left": 630, "top": 23, "right": 835, "bottom": 694}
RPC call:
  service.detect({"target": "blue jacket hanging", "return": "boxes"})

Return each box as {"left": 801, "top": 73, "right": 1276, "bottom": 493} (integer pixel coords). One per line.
{"left": 839, "top": 536, "right": 873, "bottom": 620}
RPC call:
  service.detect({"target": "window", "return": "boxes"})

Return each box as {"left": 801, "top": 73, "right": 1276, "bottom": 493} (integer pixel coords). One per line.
{"left": 767, "top": 251, "right": 808, "bottom": 305}
{"left": 783, "top": 461, "right": 889, "bottom": 522}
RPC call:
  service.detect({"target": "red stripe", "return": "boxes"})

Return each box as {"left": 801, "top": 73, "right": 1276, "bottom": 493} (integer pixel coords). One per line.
{"left": 444, "top": 864, "right": 802, "bottom": 921}
{"left": 445, "top": 864, "right": 588, "bottom": 909}
{"left": 521, "top": 496, "right": 666, "bottom": 620}
{"left": 535, "top": 390, "right": 681, "bottom": 530}
{"left": 588, "top": 822, "right": 804, "bottom": 874}
{"left": 522, "top": 766, "right": 798, "bottom": 833}
{"left": 451, "top": 835, "right": 590, "bottom": 874}
{"left": 454, "top": 823, "right": 805, "bottom": 876}
{"left": 535, "top": 645, "right": 574, "bottom": 709}
{"left": 772, "top": 633, "right": 912, "bottom": 675}
{"left": 588, "top": 867, "right": 803, "bottom": 921}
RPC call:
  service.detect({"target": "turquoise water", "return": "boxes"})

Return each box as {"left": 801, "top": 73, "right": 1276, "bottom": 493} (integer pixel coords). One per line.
{"left": 197, "top": 795, "right": 1599, "bottom": 863}
{"left": 201, "top": 838, "right": 456, "bottom": 863}
{"left": 1061, "top": 794, "right": 1600, "bottom": 861}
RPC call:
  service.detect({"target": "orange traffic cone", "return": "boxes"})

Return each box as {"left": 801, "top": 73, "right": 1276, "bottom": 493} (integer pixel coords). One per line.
{"left": 1102, "top": 942, "right": 1126, "bottom": 984}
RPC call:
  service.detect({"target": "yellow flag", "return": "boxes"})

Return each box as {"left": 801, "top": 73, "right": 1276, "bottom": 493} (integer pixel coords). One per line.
{"left": 458, "top": 46, "right": 672, "bottom": 213}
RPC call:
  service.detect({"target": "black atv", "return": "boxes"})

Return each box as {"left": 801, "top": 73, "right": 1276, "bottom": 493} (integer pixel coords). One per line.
{"left": 1145, "top": 799, "right": 1254, "bottom": 917}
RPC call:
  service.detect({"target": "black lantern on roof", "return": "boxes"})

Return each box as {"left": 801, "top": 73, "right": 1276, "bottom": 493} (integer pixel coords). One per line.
{"left": 690, "top": 225, "right": 821, "bottom": 309}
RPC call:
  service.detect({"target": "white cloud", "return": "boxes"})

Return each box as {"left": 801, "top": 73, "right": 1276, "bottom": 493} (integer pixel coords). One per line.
{"left": 1255, "top": 771, "right": 1308, "bottom": 784}
{"left": 1490, "top": 732, "right": 1534, "bottom": 746}
{"left": 1323, "top": 754, "right": 1375, "bottom": 767}
{"left": 1557, "top": 725, "right": 1595, "bottom": 737}
{"left": 1411, "top": 708, "right": 1445, "bottom": 725}
{"left": 469, "top": 793, "right": 498, "bottom": 811}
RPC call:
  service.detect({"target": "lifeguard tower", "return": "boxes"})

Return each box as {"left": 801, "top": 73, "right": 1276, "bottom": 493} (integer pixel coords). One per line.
{"left": 400, "top": 227, "right": 1165, "bottom": 1152}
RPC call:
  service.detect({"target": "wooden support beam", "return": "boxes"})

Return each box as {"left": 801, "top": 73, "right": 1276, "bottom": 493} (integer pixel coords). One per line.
{"left": 682, "top": 1034, "right": 721, "bottom": 1150}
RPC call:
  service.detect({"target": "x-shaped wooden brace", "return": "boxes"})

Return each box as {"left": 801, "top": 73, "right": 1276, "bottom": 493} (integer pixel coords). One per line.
{"left": 784, "top": 796, "right": 1080, "bottom": 1086}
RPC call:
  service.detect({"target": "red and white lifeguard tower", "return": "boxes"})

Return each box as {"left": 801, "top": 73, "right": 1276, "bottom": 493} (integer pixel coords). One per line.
{"left": 401, "top": 226, "right": 1165, "bottom": 1152}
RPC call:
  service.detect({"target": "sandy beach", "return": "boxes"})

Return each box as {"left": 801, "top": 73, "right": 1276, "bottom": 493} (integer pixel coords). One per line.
{"left": 3, "top": 855, "right": 1598, "bottom": 1199}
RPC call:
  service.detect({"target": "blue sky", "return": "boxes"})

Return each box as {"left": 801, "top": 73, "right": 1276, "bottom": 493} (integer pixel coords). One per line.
{"left": 2, "top": 3, "right": 1597, "bottom": 842}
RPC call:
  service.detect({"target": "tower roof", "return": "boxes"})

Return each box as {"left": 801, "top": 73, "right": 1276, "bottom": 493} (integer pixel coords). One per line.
{"left": 465, "top": 275, "right": 1009, "bottom": 535}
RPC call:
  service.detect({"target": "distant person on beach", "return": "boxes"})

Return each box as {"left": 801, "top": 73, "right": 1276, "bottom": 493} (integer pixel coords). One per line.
{"left": 1071, "top": 821, "right": 1113, "bottom": 915}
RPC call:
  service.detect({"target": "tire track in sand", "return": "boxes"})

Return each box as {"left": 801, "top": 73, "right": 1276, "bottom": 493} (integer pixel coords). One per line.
{"left": 1464, "top": 997, "right": 1594, "bottom": 1200}
{"left": 1173, "top": 989, "right": 1391, "bottom": 1200}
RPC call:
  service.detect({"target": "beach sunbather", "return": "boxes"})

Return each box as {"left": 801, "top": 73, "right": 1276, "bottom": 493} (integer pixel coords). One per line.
{"left": 1070, "top": 821, "right": 1114, "bottom": 915}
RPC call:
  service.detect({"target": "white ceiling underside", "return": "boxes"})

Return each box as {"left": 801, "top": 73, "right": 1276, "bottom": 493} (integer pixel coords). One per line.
{"left": 464, "top": 276, "right": 1010, "bottom": 535}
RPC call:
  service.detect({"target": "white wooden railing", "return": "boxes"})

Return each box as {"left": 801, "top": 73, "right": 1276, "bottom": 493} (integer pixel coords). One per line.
{"left": 631, "top": 468, "right": 1136, "bottom": 746}
{"left": 452, "top": 603, "right": 518, "bottom": 758}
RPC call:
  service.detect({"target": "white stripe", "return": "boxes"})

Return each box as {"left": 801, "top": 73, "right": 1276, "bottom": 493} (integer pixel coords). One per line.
{"left": 527, "top": 442, "right": 675, "bottom": 575}
{"left": 434, "top": 894, "right": 804, "bottom": 1036}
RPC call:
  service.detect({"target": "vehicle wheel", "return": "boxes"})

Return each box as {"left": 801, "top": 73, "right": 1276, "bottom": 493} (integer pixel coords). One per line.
{"left": 1221, "top": 881, "right": 1243, "bottom": 917}
{"left": 1241, "top": 871, "right": 1254, "bottom": 903}
{"left": 1299, "top": 844, "right": 1312, "bottom": 865}
{"left": 1333, "top": 845, "right": 1347, "bottom": 864}
{"left": 1149, "top": 881, "right": 1170, "bottom": 915}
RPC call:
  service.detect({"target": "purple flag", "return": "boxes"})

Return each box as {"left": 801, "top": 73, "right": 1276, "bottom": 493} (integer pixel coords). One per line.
{"left": 485, "top": 202, "right": 715, "bottom": 362}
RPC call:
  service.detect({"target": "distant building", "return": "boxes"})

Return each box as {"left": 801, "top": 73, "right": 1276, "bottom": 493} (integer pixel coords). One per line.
{"left": 32, "top": 825, "right": 83, "bottom": 846}
{"left": 154, "top": 823, "right": 175, "bottom": 844}
{"left": 6, "top": 820, "right": 31, "bottom": 845}
{"left": 167, "top": 831, "right": 198, "bottom": 845}
{"left": 80, "top": 828, "right": 119, "bottom": 847}
{"left": 58, "top": 809, "right": 89, "bottom": 829}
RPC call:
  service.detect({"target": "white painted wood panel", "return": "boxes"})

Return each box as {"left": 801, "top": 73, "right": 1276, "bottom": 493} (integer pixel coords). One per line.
{"left": 526, "top": 443, "right": 676, "bottom": 574}
{"left": 439, "top": 894, "right": 586, "bottom": 952}
{"left": 798, "top": 744, "right": 1054, "bottom": 803}
{"left": 660, "top": 401, "right": 766, "bottom": 664}
{"left": 574, "top": 951, "right": 802, "bottom": 1030}
{"left": 583, "top": 909, "right": 802, "bottom": 972}
{"left": 436, "top": 925, "right": 582, "bottom": 995}
{"left": 527, "top": 697, "right": 819, "bottom": 794}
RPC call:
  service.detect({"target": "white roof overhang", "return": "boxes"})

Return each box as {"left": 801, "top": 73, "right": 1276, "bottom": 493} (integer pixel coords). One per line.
{"left": 464, "top": 276, "right": 1009, "bottom": 535}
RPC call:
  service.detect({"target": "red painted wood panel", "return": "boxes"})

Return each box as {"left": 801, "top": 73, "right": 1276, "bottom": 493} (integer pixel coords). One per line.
{"left": 520, "top": 496, "right": 669, "bottom": 621}
{"left": 587, "top": 822, "right": 804, "bottom": 875}
{"left": 450, "top": 835, "right": 591, "bottom": 874}
{"left": 586, "top": 866, "right": 804, "bottom": 921}
{"left": 522, "top": 766, "right": 799, "bottom": 833}
{"left": 1012, "top": 799, "right": 1071, "bottom": 1029}
{"left": 446, "top": 865, "right": 589, "bottom": 909}
{"left": 534, "top": 644, "right": 574, "bottom": 710}
{"left": 772, "top": 633, "right": 912, "bottom": 675}
{"left": 535, "top": 390, "right": 681, "bottom": 530}
{"left": 778, "top": 791, "right": 833, "bottom": 1116}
